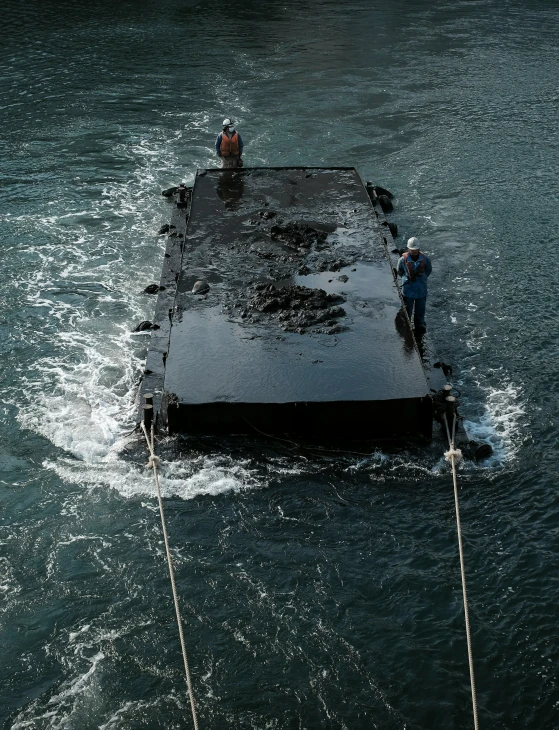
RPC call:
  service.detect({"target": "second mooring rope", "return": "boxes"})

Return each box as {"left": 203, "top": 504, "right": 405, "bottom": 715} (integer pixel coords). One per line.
{"left": 443, "top": 413, "right": 479, "bottom": 730}
{"left": 140, "top": 421, "right": 200, "bottom": 730}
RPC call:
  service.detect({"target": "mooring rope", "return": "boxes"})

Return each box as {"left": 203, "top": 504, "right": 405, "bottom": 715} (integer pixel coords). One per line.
{"left": 443, "top": 413, "right": 479, "bottom": 730}
{"left": 140, "top": 421, "right": 200, "bottom": 730}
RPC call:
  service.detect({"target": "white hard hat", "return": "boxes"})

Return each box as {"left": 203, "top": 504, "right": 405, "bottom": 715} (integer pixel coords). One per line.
{"left": 222, "top": 118, "right": 232, "bottom": 127}
{"left": 407, "top": 237, "right": 420, "bottom": 250}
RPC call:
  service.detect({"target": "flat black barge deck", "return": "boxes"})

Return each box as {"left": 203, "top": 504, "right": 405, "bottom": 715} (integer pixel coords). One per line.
{"left": 140, "top": 167, "right": 438, "bottom": 441}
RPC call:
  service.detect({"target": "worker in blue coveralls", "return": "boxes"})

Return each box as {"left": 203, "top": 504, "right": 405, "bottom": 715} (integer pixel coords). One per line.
{"left": 397, "top": 237, "right": 432, "bottom": 334}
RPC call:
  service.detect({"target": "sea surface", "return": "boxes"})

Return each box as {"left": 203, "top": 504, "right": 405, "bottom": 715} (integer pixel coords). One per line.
{"left": 1, "top": 1, "right": 558, "bottom": 727}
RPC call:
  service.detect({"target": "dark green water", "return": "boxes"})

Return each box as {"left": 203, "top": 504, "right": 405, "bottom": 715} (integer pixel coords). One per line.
{"left": 1, "top": 1, "right": 558, "bottom": 727}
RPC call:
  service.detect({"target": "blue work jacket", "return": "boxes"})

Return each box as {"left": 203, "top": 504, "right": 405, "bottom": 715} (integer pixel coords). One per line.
{"left": 397, "top": 252, "right": 432, "bottom": 299}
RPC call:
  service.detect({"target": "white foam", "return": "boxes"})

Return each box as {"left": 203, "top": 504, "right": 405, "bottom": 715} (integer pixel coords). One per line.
{"left": 43, "top": 450, "right": 262, "bottom": 501}
{"left": 0, "top": 557, "right": 21, "bottom": 614}
{"left": 344, "top": 451, "right": 388, "bottom": 472}
{"left": 463, "top": 380, "right": 525, "bottom": 466}
{"left": 97, "top": 700, "right": 159, "bottom": 730}
{"left": 10, "top": 652, "right": 105, "bottom": 730}
{"left": 6, "top": 134, "right": 210, "bottom": 498}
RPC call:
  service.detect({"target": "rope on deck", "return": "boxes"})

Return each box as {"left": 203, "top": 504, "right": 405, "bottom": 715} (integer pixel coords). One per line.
{"left": 140, "top": 421, "right": 200, "bottom": 730}
{"left": 443, "top": 413, "right": 479, "bottom": 730}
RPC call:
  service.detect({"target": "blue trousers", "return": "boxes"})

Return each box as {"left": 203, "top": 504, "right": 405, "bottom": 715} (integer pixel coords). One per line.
{"left": 403, "top": 296, "right": 427, "bottom": 330}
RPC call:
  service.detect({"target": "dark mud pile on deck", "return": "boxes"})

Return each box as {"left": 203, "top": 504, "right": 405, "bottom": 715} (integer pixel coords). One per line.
{"left": 219, "top": 217, "right": 357, "bottom": 335}
{"left": 269, "top": 221, "right": 329, "bottom": 250}
{"left": 226, "top": 283, "right": 347, "bottom": 335}
{"left": 233, "top": 217, "right": 358, "bottom": 279}
{"left": 218, "top": 215, "right": 355, "bottom": 333}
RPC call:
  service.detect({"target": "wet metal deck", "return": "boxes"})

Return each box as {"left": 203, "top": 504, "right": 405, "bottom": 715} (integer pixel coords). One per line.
{"left": 143, "top": 168, "right": 433, "bottom": 440}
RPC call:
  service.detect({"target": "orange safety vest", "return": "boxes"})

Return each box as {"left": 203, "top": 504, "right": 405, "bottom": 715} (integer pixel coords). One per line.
{"left": 220, "top": 132, "right": 240, "bottom": 157}
{"left": 402, "top": 251, "right": 425, "bottom": 280}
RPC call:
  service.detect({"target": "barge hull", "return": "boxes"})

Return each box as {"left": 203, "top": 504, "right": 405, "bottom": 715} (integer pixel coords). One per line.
{"left": 166, "top": 398, "right": 432, "bottom": 440}
{"left": 144, "top": 167, "right": 434, "bottom": 441}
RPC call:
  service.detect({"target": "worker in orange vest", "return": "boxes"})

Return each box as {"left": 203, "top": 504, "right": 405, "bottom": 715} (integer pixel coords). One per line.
{"left": 216, "top": 118, "right": 244, "bottom": 168}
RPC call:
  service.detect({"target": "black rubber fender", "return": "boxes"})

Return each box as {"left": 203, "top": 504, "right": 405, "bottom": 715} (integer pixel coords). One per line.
{"left": 143, "top": 284, "right": 166, "bottom": 295}
{"left": 474, "top": 443, "right": 494, "bottom": 462}
{"left": 133, "top": 320, "right": 153, "bottom": 332}
{"left": 388, "top": 222, "right": 398, "bottom": 239}
{"left": 378, "top": 195, "right": 393, "bottom": 214}
{"left": 133, "top": 320, "right": 160, "bottom": 332}
{"left": 373, "top": 185, "right": 394, "bottom": 199}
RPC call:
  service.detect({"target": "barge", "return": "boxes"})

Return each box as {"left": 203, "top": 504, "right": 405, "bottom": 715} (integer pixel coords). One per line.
{"left": 139, "top": 167, "right": 450, "bottom": 443}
